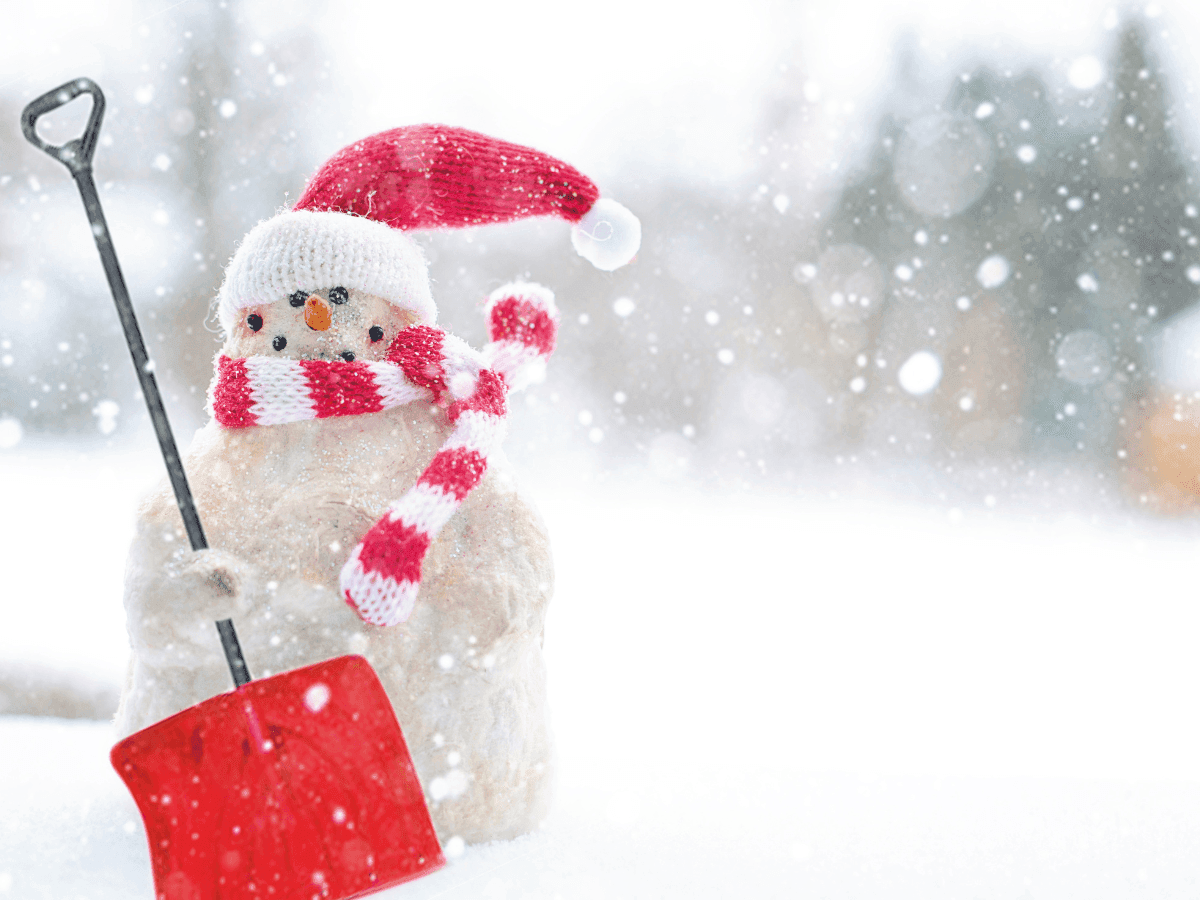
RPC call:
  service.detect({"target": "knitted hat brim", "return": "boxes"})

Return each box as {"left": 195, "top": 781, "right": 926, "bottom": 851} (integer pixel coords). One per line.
{"left": 216, "top": 210, "right": 435, "bottom": 334}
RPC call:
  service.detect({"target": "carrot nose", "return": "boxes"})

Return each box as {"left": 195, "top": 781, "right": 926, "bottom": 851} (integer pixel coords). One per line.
{"left": 304, "top": 294, "right": 331, "bottom": 331}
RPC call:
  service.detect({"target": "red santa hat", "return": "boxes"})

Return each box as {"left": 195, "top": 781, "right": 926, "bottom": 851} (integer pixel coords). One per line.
{"left": 216, "top": 124, "right": 641, "bottom": 333}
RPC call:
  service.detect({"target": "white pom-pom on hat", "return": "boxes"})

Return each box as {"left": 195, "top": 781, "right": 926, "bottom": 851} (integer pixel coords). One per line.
{"left": 571, "top": 198, "right": 642, "bottom": 271}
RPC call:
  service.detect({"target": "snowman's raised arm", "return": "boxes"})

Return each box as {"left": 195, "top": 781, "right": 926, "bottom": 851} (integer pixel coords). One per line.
{"left": 383, "top": 282, "right": 558, "bottom": 397}
{"left": 481, "top": 282, "right": 559, "bottom": 392}
{"left": 341, "top": 325, "right": 512, "bottom": 626}
{"left": 124, "top": 540, "right": 259, "bottom": 667}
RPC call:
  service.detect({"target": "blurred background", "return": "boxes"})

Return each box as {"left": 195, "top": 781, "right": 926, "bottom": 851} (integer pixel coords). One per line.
{"left": 11, "top": 3, "right": 1200, "bottom": 895}
{"left": 8, "top": 0, "right": 1200, "bottom": 513}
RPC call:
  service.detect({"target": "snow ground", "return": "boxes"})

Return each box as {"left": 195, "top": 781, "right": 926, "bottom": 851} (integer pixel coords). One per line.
{"left": 4, "top": 447, "right": 1200, "bottom": 897}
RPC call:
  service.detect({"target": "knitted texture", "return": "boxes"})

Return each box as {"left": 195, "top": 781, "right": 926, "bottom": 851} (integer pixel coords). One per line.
{"left": 216, "top": 210, "right": 436, "bottom": 334}
{"left": 209, "top": 284, "right": 558, "bottom": 627}
{"left": 294, "top": 125, "right": 602, "bottom": 229}
{"left": 482, "top": 282, "right": 558, "bottom": 391}
{"left": 216, "top": 126, "right": 641, "bottom": 334}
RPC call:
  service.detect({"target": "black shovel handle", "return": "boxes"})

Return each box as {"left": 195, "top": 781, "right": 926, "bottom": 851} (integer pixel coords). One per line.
{"left": 22, "top": 78, "right": 250, "bottom": 688}
{"left": 20, "top": 78, "right": 105, "bottom": 175}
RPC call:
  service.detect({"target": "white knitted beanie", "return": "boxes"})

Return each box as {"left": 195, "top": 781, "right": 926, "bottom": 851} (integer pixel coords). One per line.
{"left": 216, "top": 210, "right": 435, "bottom": 334}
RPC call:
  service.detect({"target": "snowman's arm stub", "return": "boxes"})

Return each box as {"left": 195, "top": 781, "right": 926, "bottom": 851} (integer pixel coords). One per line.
{"left": 123, "top": 504, "right": 261, "bottom": 663}
{"left": 175, "top": 547, "right": 255, "bottom": 616}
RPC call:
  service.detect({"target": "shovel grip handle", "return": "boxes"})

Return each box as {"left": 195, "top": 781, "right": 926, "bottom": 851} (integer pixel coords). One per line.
{"left": 21, "top": 78, "right": 105, "bottom": 175}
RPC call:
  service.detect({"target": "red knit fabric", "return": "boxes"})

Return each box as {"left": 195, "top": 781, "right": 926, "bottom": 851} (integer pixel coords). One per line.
{"left": 448, "top": 369, "right": 506, "bottom": 422}
{"left": 354, "top": 517, "right": 430, "bottom": 585}
{"left": 294, "top": 125, "right": 601, "bottom": 229}
{"left": 300, "top": 359, "right": 386, "bottom": 419}
{"left": 417, "top": 447, "right": 489, "bottom": 502}
{"left": 388, "top": 326, "right": 448, "bottom": 400}
{"left": 211, "top": 356, "right": 255, "bottom": 427}
{"left": 488, "top": 295, "right": 557, "bottom": 356}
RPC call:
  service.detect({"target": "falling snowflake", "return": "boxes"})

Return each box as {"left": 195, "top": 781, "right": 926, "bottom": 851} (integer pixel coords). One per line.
{"left": 898, "top": 351, "right": 943, "bottom": 395}
{"left": 976, "top": 255, "right": 1011, "bottom": 289}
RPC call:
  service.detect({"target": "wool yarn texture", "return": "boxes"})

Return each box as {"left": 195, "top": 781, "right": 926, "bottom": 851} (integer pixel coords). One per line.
{"left": 209, "top": 284, "right": 557, "bottom": 627}
{"left": 217, "top": 125, "right": 641, "bottom": 333}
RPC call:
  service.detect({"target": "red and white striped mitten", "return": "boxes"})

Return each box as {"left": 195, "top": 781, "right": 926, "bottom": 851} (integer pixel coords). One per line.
{"left": 482, "top": 282, "right": 559, "bottom": 390}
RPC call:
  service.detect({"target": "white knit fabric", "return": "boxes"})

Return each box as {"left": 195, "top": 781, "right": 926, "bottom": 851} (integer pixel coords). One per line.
{"left": 340, "top": 547, "right": 418, "bottom": 627}
{"left": 243, "top": 356, "right": 318, "bottom": 425}
{"left": 386, "top": 482, "right": 462, "bottom": 535}
{"left": 482, "top": 341, "right": 548, "bottom": 392}
{"left": 440, "top": 410, "right": 508, "bottom": 456}
{"left": 216, "top": 210, "right": 436, "bottom": 333}
{"left": 365, "top": 360, "right": 429, "bottom": 408}
{"left": 439, "top": 334, "right": 485, "bottom": 400}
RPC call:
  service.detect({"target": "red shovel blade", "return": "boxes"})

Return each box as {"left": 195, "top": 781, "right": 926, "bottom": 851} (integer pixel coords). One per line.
{"left": 111, "top": 655, "right": 445, "bottom": 900}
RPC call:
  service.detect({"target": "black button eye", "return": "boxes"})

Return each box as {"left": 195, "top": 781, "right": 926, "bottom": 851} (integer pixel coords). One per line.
{"left": 273, "top": 335, "right": 287, "bottom": 351}
{"left": 329, "top": 286, "right": 349, "bottom": 305}
{"left": 369, "top": 326, "right": 384, "bottom": 343}
{"left": 289, "top": 291, "right": 307, "bottom": 307}
{"left": 247, "top": 314, "right": 263, "bottom": 332}
{"left": 341, "top": 351, "right": 356, "bottom": 362}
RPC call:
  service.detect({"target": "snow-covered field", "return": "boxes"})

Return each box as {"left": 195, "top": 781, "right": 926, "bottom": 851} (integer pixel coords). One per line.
{"left": 4, "top": 447, "right": 1200, "bottom": 897}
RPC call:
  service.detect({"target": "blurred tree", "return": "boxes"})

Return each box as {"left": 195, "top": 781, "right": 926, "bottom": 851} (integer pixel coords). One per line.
{"left": 797, "top": 20, "right": 1199, "bottom": 489}
{"left": 0, "top": 0, "right": 335, "bottom": 442}
{"left": 0, "top": 86, "right": 136, "bottom": 441}
{"left": 7, "top": 9, "right": 1198, "bottom": 513}
{"left": 130, "top": 0, "right": 336, "bottom": 432}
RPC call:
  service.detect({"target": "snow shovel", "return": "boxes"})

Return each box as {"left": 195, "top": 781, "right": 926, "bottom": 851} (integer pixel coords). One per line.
{"left": 22, "top": 78, "right": 445, "bottom": 899}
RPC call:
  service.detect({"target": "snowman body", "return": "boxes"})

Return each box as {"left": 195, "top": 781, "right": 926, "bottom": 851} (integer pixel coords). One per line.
{"left": 116, "top": 349, "right": 555, "bottom": 843}
{"left": 113, "top": 122, "right": 641, "bottom": 846}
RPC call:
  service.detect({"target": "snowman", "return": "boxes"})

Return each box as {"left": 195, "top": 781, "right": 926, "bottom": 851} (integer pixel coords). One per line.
{"left": 114, "top": 125, "right": 640, "bottom": 843}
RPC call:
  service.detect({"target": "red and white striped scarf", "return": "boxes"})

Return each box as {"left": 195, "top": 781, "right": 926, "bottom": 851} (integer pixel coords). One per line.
{"left": 207, "top": 284, "right": 557, "bottom": 627}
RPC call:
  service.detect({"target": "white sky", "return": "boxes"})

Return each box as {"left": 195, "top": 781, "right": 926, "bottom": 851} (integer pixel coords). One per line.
{"left": 8, "top": 0, "right": 1200, "bottom": 184}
